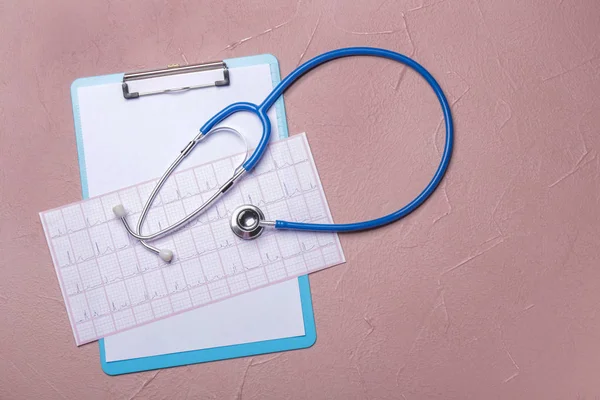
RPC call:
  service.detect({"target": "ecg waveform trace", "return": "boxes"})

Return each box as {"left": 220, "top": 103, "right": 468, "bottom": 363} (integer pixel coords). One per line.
{"left": 40, "top": 134, "right": 345, "bottom": 345}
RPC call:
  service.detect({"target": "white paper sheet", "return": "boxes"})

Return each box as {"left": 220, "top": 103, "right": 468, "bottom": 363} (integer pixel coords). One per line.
{"left": 69, "top": 64, "right": 306, "bottom": 353}
{"left": 104, "top": 279, "right": 303, "bottom": 362}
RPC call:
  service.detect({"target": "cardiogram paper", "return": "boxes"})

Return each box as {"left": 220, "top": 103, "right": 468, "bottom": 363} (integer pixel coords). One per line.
{"left": 40, "top": 133, "right": 345, "bottom": 345}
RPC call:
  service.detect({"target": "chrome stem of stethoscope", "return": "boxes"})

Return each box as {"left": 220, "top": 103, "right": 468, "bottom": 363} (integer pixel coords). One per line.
{"left": 112, "top": 127, "right": 249, "bottom": 262}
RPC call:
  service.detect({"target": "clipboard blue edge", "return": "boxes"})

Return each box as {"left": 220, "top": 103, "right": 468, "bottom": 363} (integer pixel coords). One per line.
{"left": 70, "top": 54, "right": 316, "bottom": 376}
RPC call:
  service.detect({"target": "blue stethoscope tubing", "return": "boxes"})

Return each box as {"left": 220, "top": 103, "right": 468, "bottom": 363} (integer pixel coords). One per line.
{"left": 200, "top": 47, "right": 453, "bottom": 233}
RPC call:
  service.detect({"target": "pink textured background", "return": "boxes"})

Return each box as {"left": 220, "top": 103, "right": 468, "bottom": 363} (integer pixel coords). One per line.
{"left": 1, "top": 0, "right": 600, "bottom": 398}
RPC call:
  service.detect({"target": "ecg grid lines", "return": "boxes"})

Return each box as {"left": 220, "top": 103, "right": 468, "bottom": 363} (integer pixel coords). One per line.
{"left": 40, "top": 134, "right": 345, "bottom": 345}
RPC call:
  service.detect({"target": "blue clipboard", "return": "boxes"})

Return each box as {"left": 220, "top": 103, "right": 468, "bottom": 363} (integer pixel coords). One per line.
{"left": 70, "top": 54, "right": 316, "bottom": 375}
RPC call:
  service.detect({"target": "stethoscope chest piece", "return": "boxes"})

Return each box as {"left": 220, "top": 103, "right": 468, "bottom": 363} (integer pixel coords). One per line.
{"left": 230, "top": 204, "right": 266, "bottom": 240}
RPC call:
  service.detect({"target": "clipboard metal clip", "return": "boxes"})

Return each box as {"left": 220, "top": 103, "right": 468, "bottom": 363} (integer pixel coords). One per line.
{"left": 122, "top": 61, "right": 230, "bottom": 99}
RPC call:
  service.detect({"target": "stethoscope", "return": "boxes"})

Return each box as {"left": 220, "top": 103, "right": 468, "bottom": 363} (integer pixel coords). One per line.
{"left": 111, "top": 47, "right": 454, "bottom": 262}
